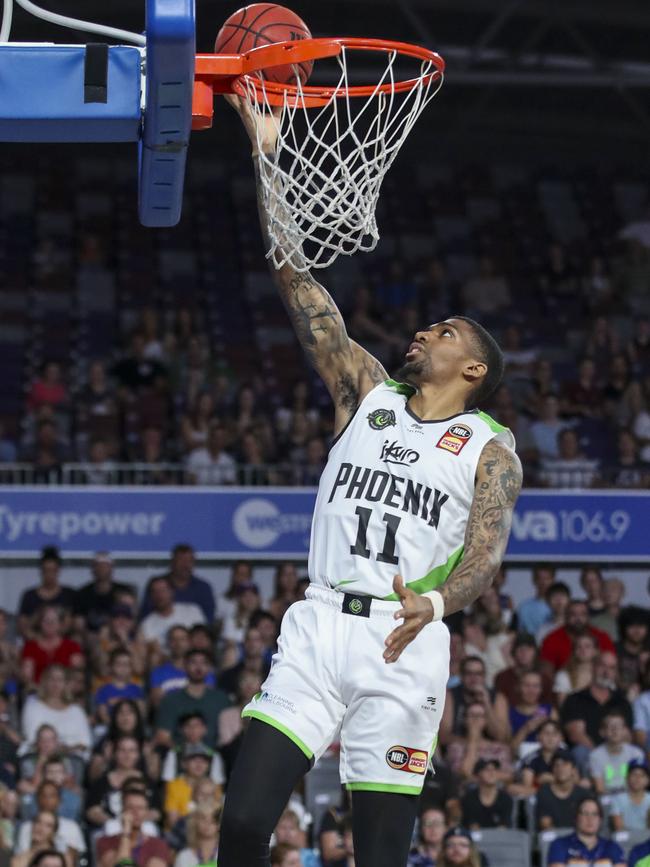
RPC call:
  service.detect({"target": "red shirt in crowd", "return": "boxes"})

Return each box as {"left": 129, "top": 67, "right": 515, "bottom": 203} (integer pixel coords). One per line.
{"left": 539, "top": 625, "right": 615, "bottom": 671}
{"left": 96, "top": 834, "right": 172, "bottom": 866}
{"left": 21, "top": 637, "right": 84, "bottom": 683}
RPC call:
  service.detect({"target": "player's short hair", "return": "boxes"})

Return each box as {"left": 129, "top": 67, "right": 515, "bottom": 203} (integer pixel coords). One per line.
{"left": 451, "top": 315, "right": 504, "bottom": 407}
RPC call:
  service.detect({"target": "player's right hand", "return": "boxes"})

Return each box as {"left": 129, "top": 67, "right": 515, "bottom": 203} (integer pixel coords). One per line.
{"left": 224, "top": 93, "right": 281, "bottom": 156}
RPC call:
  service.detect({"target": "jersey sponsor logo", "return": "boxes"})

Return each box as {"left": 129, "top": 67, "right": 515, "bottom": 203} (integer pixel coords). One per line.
{"left": 328, "top": 462, "right": 449, "bottom": 530}
{"left": 385, "top": 745, "right": 428, "bottom": 774}
{"left": 436, "top": 424, "right": 473, "bottom": 455}
{"left": 367, "top": 408, "right": 397, "bottom": 430}
{"left": 380, "top": 440, "right": 420, "bottom": 466}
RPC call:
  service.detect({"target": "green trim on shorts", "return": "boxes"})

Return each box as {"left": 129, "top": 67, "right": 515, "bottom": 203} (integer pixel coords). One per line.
{"left": 241, "top": 709, "right": 314, "bottom": 760}
{"left": 346, "top": 782, "right": 422, "bottom": 796}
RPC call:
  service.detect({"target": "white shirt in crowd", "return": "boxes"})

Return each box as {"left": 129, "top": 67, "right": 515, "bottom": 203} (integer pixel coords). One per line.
{"left": 16, "top": 817, "right": 86, "bottom": 854}
{"left": 140, "top": 603, "right": 206, "bottom": 648}
{"left": 185, "top": 449, "right": 237, "bottom": 485}
{"left": 21, "top": 697, "right": 92, "bottom": 753}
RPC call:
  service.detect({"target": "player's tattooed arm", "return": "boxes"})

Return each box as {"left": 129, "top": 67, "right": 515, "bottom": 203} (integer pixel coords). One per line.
{"left": 439, "top": 439, "right": 522, "bottom": 616}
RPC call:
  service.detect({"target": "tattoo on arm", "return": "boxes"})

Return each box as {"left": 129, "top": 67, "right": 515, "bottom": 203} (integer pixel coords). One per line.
{"left": 439, "top": 439, "right": 522, "bottom": 616}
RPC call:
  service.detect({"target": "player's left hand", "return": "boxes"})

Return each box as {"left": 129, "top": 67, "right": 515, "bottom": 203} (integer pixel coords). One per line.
{"left": 383, "top": 575, "right": 434, "bottom": 664}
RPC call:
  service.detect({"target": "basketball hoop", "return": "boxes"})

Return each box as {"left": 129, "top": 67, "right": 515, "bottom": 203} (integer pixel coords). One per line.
{"left": 197, "top": 37, "right": 445, "bottom": 271}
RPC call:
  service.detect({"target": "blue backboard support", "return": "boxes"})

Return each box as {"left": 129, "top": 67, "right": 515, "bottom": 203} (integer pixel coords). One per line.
{"left": 139, "top": 0, "right": 196, "bottom": 227}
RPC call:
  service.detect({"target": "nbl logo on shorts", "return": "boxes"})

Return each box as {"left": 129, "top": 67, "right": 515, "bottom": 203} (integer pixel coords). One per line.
{"left": 385, "top": 745, "right": 428, "bottom": 774}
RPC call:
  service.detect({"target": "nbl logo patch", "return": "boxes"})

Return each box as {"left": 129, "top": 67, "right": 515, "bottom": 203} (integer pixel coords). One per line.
{"left": 385, "top": 745, "right": 428, "bottom": 774}
{"left": 367, "top": 408, "right": 396, "bottom": 430}
{"left": 436, "top": 424, "right": 472, "bottom": 455}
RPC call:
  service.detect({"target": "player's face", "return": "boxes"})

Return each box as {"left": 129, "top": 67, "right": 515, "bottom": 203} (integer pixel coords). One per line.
{"left": 399, "top": 319, "right": 477, "bottom": 387}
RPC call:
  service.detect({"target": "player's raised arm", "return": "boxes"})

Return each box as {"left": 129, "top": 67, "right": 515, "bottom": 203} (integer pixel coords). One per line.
{"left": 384, "top": 438, "right": 522, "bottom": 663}
{"left": 227, "top": 95, "right": 387, "bottom": 435}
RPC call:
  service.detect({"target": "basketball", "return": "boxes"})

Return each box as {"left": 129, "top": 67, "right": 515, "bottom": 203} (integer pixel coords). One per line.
{"left": 214, "top": 3, "right": 313, "bottom": 86}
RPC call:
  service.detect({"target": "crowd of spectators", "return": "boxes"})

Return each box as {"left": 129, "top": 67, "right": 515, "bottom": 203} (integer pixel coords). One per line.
{"left": 0, "top": 543, "right": 649, "bottom": 866}
{"left": 1, "top": 178, "right": 649, "bottom": 488}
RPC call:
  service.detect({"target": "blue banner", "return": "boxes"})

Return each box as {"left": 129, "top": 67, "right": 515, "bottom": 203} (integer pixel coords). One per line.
{"left": 0, "top": 487, "right": 647, "bottom": 561}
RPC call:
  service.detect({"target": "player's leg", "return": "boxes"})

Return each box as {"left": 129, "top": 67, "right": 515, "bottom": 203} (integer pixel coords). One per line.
{"left": 218, "top": 718, "right": 311, "bottom": 866}
{"left": 351, "top": 789, "right": 420, "bottom": 866}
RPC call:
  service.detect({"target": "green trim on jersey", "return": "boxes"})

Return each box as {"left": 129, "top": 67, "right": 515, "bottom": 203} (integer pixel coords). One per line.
{"left": 632, "top": 857, "right": 650, "bottom": 867}
{"left": 241, "top": 710, "right": 314, "bottom": 760}
{"left": 346, "top": 782, "right": 423, "bottom": 796}
{"left": 477, "top": 410, "right": 508, "bottom": 434}
{"left": 382, "top": 544, "right": 464, "bottom": 600}
{"left": 384, "top": 378, "right": 416, "bottom": 397}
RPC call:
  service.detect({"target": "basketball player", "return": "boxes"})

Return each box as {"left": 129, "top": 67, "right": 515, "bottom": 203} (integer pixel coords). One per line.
{"left": 218, "top": 96, "right": 522, "bottom": 867}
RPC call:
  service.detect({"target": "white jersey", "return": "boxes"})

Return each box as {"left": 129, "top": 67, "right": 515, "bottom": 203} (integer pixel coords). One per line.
{"left": 308, "top": 380, "right": 515, "bottom": 599}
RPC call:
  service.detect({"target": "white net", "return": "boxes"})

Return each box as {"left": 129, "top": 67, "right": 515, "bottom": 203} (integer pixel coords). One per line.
{"left": 239, "top": 43, "right": 444, "bottom": 272}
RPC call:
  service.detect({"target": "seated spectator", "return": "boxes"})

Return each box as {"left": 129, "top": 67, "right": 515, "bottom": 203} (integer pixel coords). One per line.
{"left": 547, "top": 796, "right": 624, "bottom": 867}
{"left": 150, "top": 627, "right": 192, "bottom": 707}
{"left": 27, "top": 363, "right": 68, "bottom": 414}
{"left": 185, "top": 421, "right": 237, "bottom": 485}
{"left": 17, "top": 549, "right": 76, "bottom": 641}
{"left": 605, "top": 429, "right": 649, "bottom": 488}
{"left": 155, "top": 650, "right": 230, "bottom": 750}
{"left": 514, "top": 564, "right": 555, "bottom": 637}
{"left": 188, "top": 625, "right": 216, "bottom": 664}
{"left": 439, "top": 657, "right": 505, "bottom": 745}
{"left": 553, "top": 632, "right": 598, "bottom": 707}
{"left": 218, "top": 671, "right": 263, "bottom": 779}
{"left": 407, "top": 807, "right": 446, "bottom": 866}
{"left": 14, "top": 782, "right": 84, "bottom": 861}
{"left": 20, "top": 758, "right": 81, "bottom": 823}
{"left": 16, "top": 726, "right": 69, "bottom": 797}
{"left": 494, "top": 633, "right": 553, "bottom": 708}
{"left": 94, "top": 648, "right": 146, "bottom": 725}
{"left": 9, "top": 811, "right": 70, "bottom": 867}
{"left": 445, "top": 701, "right": 513, "bottom": 783}
{"left": 0, "top": 691, "right": 19, "bottom": 787}
{"left": 270, "top": 843, "right": 302, "bottom": 867}
{"left": 616, "top": 607, "right": 649, "bottom": 697}
{"left": 561, "top": 357, "right": 603, "bottom": 419}
{"left": 590, "top": 577, "right": 625, "bottom": 642}
{"left": 634, "top": 657, "right": 650, "bottom": 750}
{"left": 437, "top": 826, "right": 484, "bottom": 867}
{"left": 112, "top": 331, "right": 167, "bottom": 393}
{"left": 19, "top": 419, "right": 70, "bottom": 484}
{"left": 461, "top": 759, "right": 513, "bottom": 830}
{"left": 535, "top": 750, "right": 593, "bottom": 830}
{"left": 0, "top": 610, "right": 19, "bottom": 697}
{"left": 468, "top": 587, "right": 513, "bottom": 685}
{"left": 74, "top": 360, "right": 120, "bottom": 459}
{"left": 97, "top": 788, "right": 172, "bottom": 867}
{"left": 540, "top": 599, "right": 615, "bottom": 674}
{"left": 89, "top": 699, "right": 159, "bottom": 783}
{"left": 588, "top": 710, "right": 644, "bottom": 795}
{"left": 516, "top": 719, "right": 564, "bottom": 796}
{"left": 21, "top": 666, "right": 91, "bottom": 756}
{"left": 72, "top": 552, "right": 132, "bottom": 634}
{"left": 536, "top": 581, "right": 571, "bottom": 645}
{"left": 173, "top": 807, "right": 221, "bottom": 867}
{"left": 268, "top": 563, "right": 301, "bottom": 623}
{"left": 20, "top": 608, "right": 83, "bottom": 692}
{"left": 610, "top": 759, "right": 650, "bottom": 832}
{"left": 274, "top": 809, "right": 320, "bottom": 867}
{"left": 529, "top": 395, "right": 569, "bottom": 460}
{"left": 219, "top": 627, "right": 270, "bottom": 698}
{"left": 139, "top": 578, "right": 206, "bottom": 665}
{"left": 162, "top": 712, "right": 224, "bottom": 785}
{"left": 580, "top": 566, "right": 606, "bottom": 617}
{"left": 139, "top": 545, "right": 215, "bottom": 624}
{"left": 220, "top": 583, "right": 262, "bottom": 648}
{"left": 217, "top": 562, "right": 254, "bottom": 627}
{"left": 164, "top": 745, "right": 215, "bottom": 831}
{"left": 248, "top": 610, "right": 279, "bottom": 667}
{"left": 93, "top": 597, "right": 147, "bottom": 682}
{"left": 0, "top": 782, "right": 17, "bottom": 852}
{"left": 560, "top": 652, "right": 633, "bottom": 772}
{"left": 494, "top": 670, "right": 556, "bottom": 757}
{"left": 86, "top": 736, "right": 161, "bottom": 831}
{"left": 420, "top": 755, "right": 462, "bottom": 823}
{"left": 538, "top": 428, "right": 600, "bottom": 488}
{"left": 179, "top": 392, "right": 216, "bottom": 456}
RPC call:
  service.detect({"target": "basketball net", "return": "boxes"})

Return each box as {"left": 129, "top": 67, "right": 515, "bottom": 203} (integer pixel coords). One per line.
{"left": 238, "top": 45, "right": 443, "bottom": 271}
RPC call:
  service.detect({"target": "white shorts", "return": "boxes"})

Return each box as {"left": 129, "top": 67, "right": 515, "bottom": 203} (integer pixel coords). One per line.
{"left": 242, "top": 584, "right": 450, "bottom": 795}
